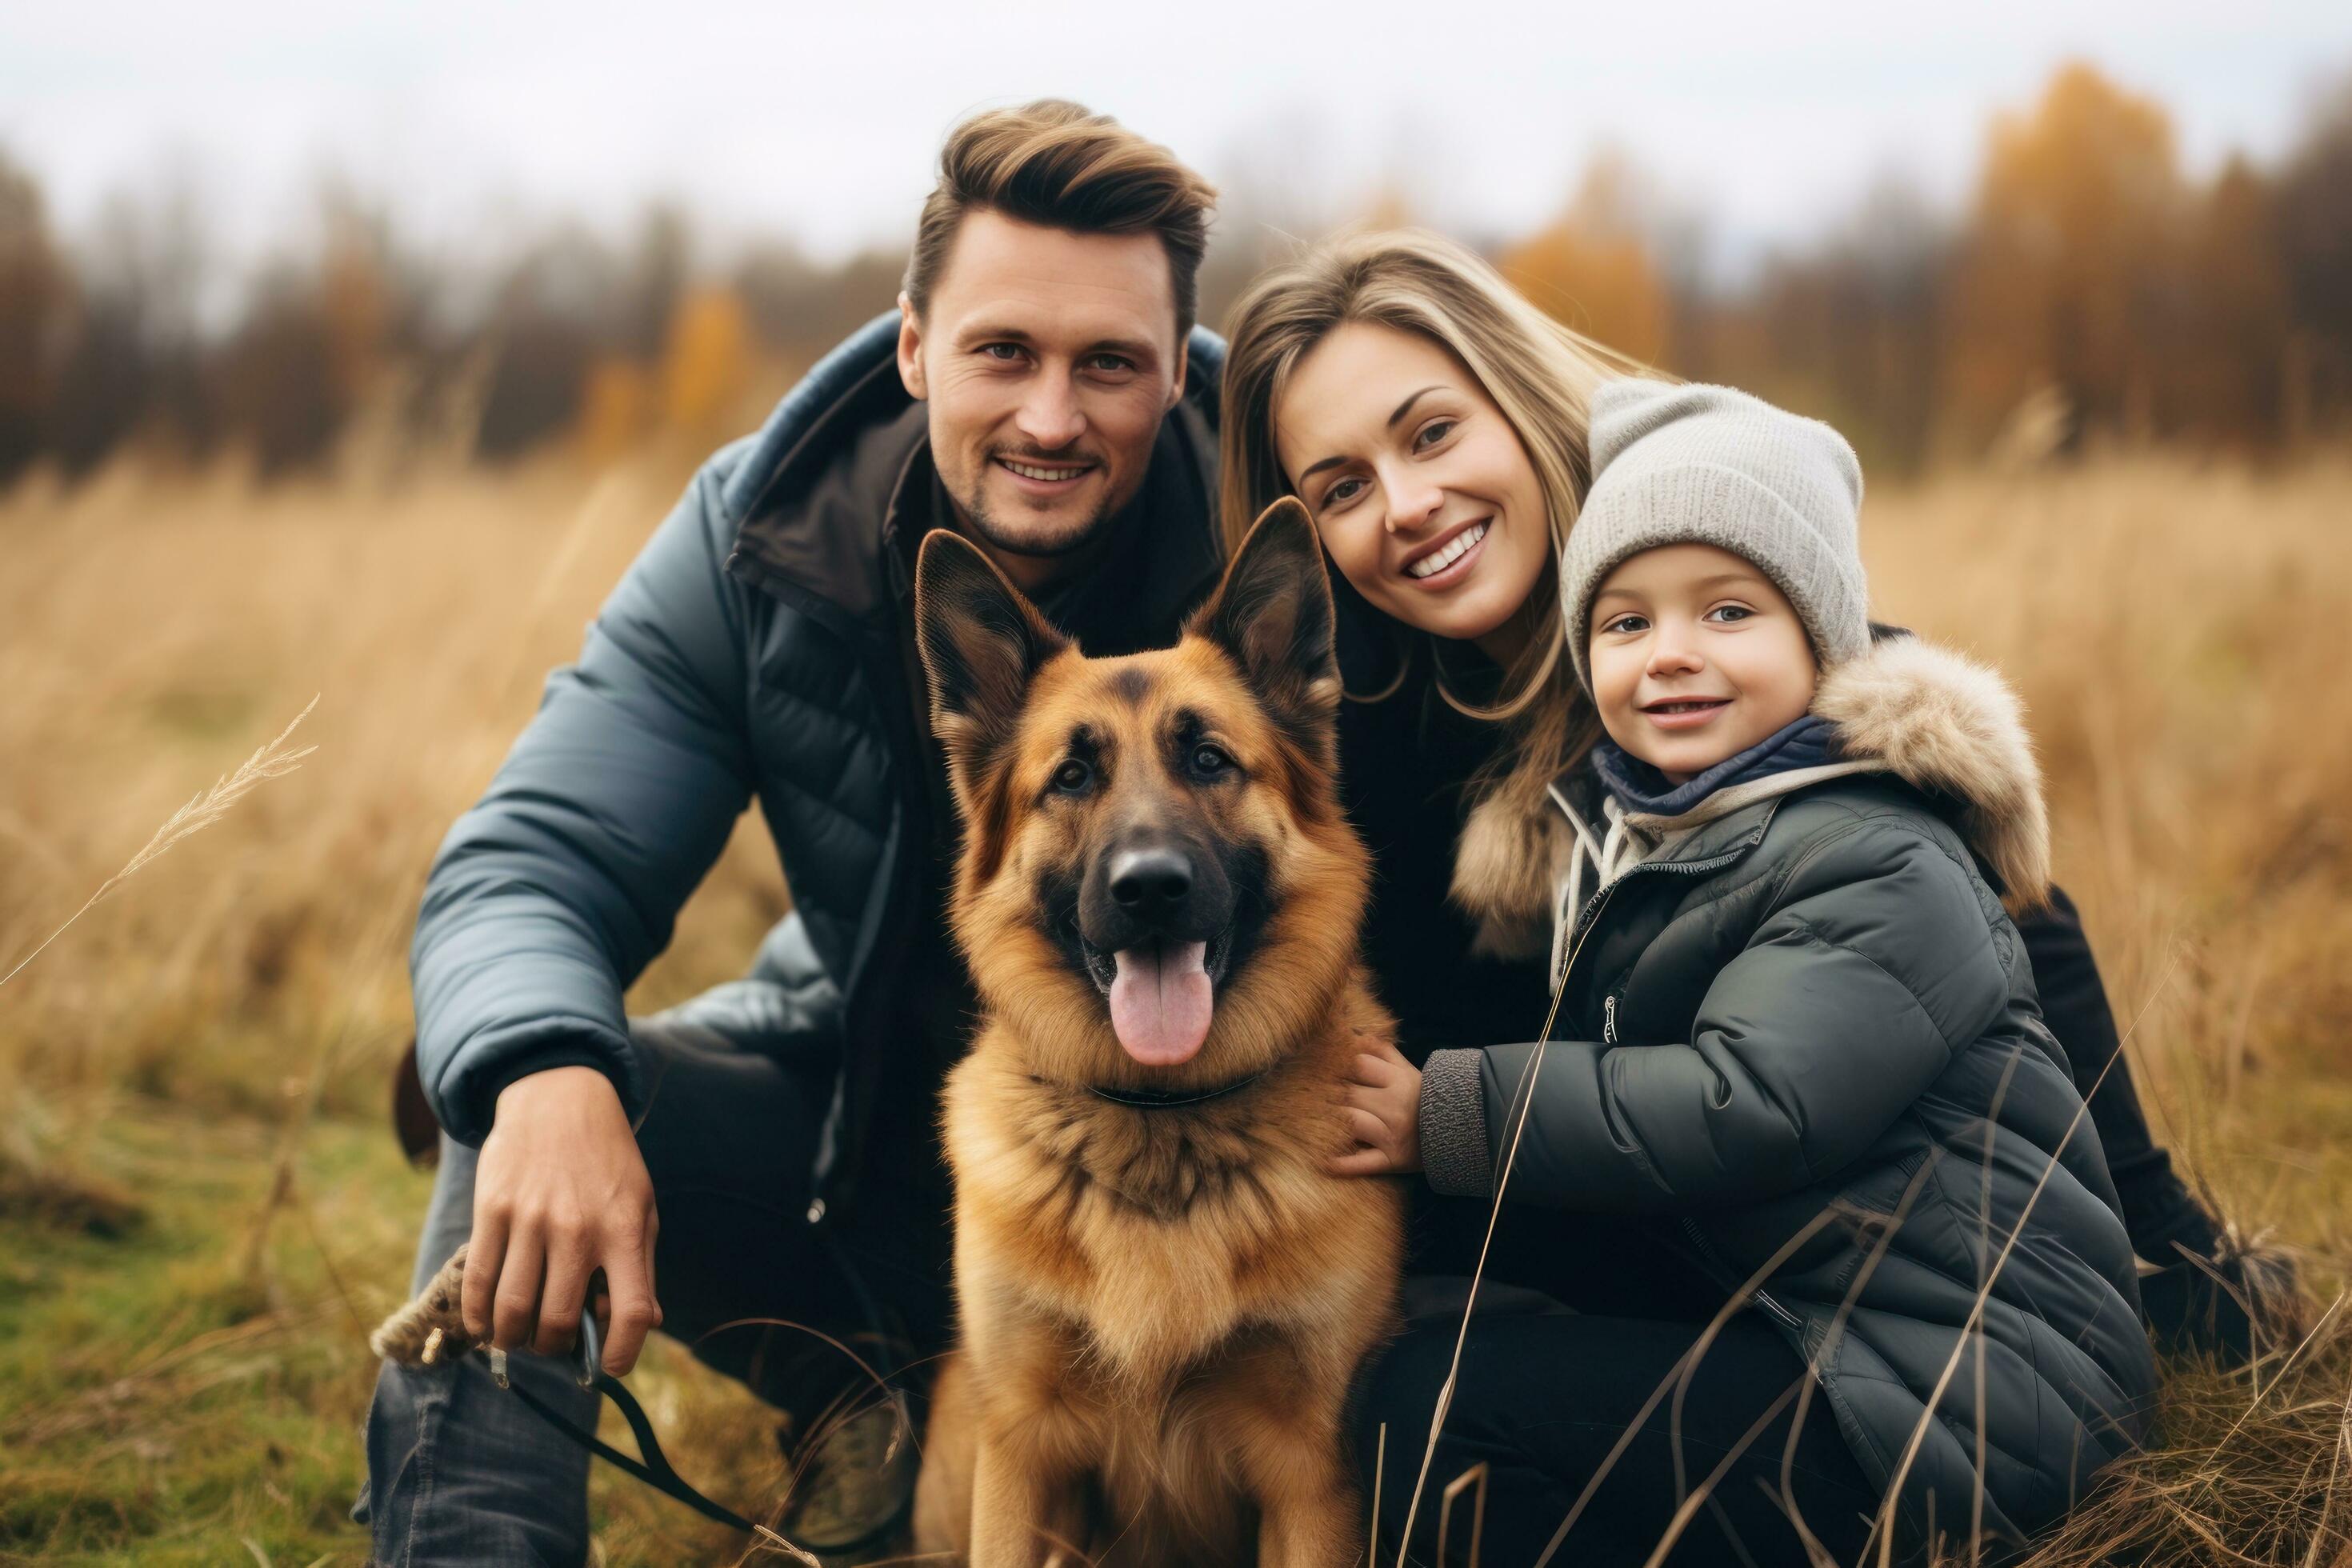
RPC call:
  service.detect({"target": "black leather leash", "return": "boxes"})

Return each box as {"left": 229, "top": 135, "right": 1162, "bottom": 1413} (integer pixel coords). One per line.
{"left": 482, "top": 1307, "right": 763, "bottom": 1536}
{"left": 507, "top": 1366, "right": 761, "bottom": 1534}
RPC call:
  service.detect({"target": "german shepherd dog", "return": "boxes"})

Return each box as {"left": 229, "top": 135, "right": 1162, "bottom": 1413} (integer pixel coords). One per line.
{"left": 907, "top": 501, "right": 1405, "bottom": 1566}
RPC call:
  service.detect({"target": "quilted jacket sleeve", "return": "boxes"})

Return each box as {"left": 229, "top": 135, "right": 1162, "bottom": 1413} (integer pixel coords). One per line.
{"left": 410, "top": 452, "right": 760, "bottom": 1145}
{"left": 1429, "top": 816, "right": 2015, "bottom": 1210}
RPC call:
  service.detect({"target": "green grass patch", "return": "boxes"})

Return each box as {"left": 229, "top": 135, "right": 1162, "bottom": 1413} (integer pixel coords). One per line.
{"left": 0, "top": 1102, "right": 807, "bottom": 1566}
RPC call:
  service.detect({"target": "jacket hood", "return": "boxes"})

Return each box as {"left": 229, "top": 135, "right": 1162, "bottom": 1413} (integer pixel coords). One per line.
{"left": 1813, "top": 634, "right": 2052, "bottom": 912}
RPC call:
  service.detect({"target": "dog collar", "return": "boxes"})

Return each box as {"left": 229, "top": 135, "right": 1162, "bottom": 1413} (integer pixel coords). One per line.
{"left": 1087, "top": 1069, "right": 1269, "bottom": 1110}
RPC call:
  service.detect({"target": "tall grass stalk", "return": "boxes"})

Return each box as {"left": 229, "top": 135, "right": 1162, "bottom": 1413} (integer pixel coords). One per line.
{"left": 0, "top": 695, "right": 318, "bottom": 989}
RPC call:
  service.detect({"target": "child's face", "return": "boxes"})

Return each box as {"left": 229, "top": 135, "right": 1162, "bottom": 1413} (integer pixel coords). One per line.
{"left": 1587, "top": 543, "right": 1819, "bottom": 785}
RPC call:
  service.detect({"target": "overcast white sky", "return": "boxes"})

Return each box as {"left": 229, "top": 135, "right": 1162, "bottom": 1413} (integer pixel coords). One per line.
{"left": 6, "top": 0, "right": 2350, "bottom": 278}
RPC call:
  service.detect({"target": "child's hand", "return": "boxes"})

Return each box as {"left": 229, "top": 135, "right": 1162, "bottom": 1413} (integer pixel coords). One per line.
{"left": 1330, "top": 1036, "right": 1422, "bottom": 1177}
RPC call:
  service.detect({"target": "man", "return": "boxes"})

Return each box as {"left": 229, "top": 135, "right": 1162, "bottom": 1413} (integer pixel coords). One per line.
{"left": 364, "top": 98, "right": 2262, "bottom": 1566}
{"left": 363, "top": 101, "right": 1223, "bottom": 1564}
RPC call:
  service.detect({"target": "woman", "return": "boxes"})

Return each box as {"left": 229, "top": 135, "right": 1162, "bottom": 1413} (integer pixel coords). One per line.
{"left": 1216, "top": 230, "right": 2172, "bottom": 1566}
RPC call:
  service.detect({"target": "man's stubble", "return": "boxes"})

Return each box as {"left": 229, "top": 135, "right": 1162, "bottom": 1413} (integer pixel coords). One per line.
{"left": 947, "top": 458, "right": 1141, "bottom": 563}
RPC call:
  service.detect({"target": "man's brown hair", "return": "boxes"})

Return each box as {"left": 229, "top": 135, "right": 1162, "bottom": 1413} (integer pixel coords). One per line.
{"left": 904, "top": 99, "right": 1218, "bottom": 342}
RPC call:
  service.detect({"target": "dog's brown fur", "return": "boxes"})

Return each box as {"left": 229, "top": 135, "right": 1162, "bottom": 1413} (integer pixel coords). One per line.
{"left": 909, "top": 502, "right": 1404, "bottom": 1566}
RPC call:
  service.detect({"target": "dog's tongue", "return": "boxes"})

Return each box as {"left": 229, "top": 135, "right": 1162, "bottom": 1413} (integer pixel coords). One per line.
{"left": 1108, "top": 941, "right": 1213, "bottom": 1066}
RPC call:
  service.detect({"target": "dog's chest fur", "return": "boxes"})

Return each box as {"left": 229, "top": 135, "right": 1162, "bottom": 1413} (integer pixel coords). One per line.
{"left": 942, "top": 1007, "right": 1399, "bottom": 1378}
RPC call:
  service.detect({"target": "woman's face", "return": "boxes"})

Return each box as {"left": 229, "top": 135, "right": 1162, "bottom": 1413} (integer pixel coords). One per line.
{"left": 1273, "top": 322, "right": 1551, "bottom": 655}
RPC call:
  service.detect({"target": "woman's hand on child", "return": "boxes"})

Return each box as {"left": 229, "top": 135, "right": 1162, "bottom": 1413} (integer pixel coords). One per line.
{"left": 1330, "top": 1035, "right": 1422, "bottom": 1177}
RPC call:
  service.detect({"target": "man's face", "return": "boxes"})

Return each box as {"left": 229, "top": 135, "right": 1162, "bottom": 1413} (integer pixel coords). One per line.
{"left": 898, "top": 210, "right": 1187, "bottom": 567}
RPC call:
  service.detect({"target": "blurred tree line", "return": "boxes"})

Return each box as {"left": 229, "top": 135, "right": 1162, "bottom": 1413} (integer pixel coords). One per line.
{"left": 3, "top": 60, "right": 2349, "bottom": 487}
{"left": 1505, "top": 62, "right": 2352, "bottom": 470}
{"left": 0, "top": 168, "right": 909, "bottom": 482}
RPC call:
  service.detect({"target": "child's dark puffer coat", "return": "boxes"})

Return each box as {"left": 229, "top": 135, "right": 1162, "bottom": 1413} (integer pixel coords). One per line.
{"left": 1420, "top": 637, "right": 2161, "bottom": 1555}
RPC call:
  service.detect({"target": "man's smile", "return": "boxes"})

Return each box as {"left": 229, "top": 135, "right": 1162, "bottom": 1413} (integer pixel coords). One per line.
{"left": 994, "top": 455, "right": 1099, "bottom": 492}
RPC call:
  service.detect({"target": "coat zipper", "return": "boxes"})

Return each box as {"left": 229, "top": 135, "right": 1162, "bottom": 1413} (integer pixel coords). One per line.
{"left": 1602, "top": 994, "right": 1618, "bottom": 1046}
{"left": 1678, "top": 1214, "right": 1805, "bottom": 1332}
{"left": 1554, "top": 845, "right": 1758, "bottom": 997}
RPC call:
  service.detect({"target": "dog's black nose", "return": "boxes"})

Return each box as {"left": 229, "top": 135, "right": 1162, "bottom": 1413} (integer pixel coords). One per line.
{"left": 1108, "top": 848, "right": 1192, "bottom": 918}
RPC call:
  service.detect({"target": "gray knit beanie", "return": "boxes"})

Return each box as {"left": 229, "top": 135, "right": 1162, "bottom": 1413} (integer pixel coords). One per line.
{"left": 1562, "top": 379, "right": 1870, "bottom": 694}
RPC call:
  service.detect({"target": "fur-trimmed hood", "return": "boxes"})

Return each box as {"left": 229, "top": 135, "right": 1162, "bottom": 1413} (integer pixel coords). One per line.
{"left": 1809, "top": 634, "right": 2052, "bottom": 912}
{"left": 1452, "top": 634, "right": 2053, "bottom": 946}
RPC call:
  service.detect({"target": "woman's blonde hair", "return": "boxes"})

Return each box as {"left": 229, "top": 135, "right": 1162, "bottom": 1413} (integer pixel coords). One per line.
{"left": 1218, "top": 228, "right": 1650, "bottom": 934}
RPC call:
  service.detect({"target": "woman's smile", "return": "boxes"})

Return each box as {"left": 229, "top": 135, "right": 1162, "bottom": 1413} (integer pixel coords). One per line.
{"left": 1400, "top": 517, "right": 1492, "bottom": 586}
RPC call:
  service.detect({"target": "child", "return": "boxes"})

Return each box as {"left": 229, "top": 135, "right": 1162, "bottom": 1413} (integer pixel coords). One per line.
{"left": 1339, "top": 380, "right": 2159, "bottom": 1558}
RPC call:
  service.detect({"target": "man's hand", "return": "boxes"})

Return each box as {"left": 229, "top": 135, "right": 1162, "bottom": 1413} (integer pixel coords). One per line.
{"left": 463, "top": 1065, "right": 662, "bottom": 1374}
{"left": 1330, "top": 1037, "right": 1423, "bottom": 1177}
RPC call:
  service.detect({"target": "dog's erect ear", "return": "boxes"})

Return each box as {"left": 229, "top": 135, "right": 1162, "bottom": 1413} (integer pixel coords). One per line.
{"left": 914, "top": 529, "right": 1070, "bottom": 808}
{"left": 1188, "top": 498, "right": 1341, "bottom": 763}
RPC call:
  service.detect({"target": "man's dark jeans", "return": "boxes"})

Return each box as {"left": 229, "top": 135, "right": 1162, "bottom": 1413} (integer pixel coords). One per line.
{"left": 358, "top": 990, "right": 951, "bottom": 1566}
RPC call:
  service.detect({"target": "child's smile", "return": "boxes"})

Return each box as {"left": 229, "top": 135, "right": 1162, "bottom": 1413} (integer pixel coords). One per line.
{"left": 1637, "top": 694, "right": 1734, "bottom": 730}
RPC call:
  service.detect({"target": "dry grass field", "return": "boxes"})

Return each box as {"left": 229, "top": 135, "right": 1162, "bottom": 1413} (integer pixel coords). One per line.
{"left": 2, "top": 448, "right": 2350, "bottom": 1566}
